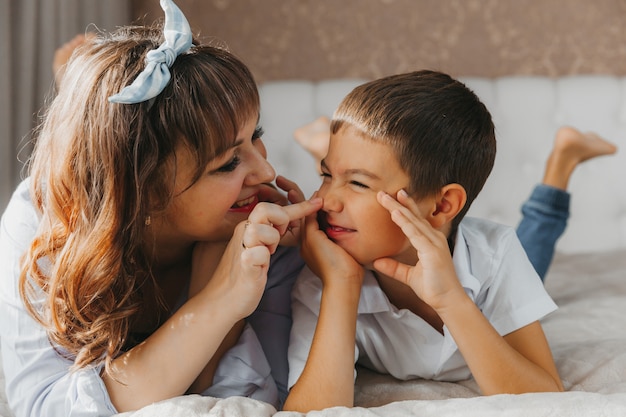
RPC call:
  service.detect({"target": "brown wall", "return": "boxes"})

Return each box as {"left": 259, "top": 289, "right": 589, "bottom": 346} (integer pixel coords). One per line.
{"left": 132, "top": 0, "right": 626, "bottom": 82}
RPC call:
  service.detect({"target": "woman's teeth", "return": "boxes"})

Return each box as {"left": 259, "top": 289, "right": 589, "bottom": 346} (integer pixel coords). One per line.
{"left": 233, "top": 196, "right": 255, "bottom": 208}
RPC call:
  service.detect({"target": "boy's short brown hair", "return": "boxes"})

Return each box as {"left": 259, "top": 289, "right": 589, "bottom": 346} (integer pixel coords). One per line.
{"left": 331, "top": 70, "right": 496, "bottom": 230}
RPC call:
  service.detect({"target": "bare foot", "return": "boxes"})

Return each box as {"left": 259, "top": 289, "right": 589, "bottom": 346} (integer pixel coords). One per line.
{"left": 542, "top": 126, "right": 617, "bottom": 190}
{"left": 294, "top": 116, "right": 331, "bottom": 169}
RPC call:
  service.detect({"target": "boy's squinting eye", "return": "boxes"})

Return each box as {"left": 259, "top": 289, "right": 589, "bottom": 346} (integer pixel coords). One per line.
{"left": 350, "top": 180, "right": 369, "bottom": 189}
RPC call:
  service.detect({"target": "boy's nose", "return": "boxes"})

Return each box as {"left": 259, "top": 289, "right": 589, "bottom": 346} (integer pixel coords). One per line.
{"left": 320, "top": 186, "right": 343, "bottom": 212}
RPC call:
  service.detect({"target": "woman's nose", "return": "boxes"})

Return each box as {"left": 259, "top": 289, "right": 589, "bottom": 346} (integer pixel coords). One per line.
{"left": 246, "top": 148, "right": 276, "bottom": 185}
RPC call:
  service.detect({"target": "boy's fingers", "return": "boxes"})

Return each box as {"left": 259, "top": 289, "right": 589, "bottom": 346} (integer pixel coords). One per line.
{"left": 377, "top": 190, "right": 422, "bottom": 219}
{"left": 390, "top": 208, "right": 446, "bottom": 250}
{"left": 395, "top": 189, "right": 421, "bottom": 213}
{"left": 379, "top": 192, "right": 425, "bottom": 231}
{"left": 303, "top": 210, "right": 321, "bottom": 234}
{"left": 381, "top": 192, "right": 444, "bottom": 248}
{"left": 373, "top": 257, "right": 413, "bottom": 286}
{"left": 377, "top": 191, "right": 417, "bottom": 218}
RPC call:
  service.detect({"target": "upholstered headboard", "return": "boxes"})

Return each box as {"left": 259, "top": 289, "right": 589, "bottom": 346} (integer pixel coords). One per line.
{"left": 258, "top": 76, "right": 626, "bottom": 254}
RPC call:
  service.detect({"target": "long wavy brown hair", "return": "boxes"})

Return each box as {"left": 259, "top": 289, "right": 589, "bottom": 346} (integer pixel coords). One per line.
{"left": 20, "top": 25, "right": 259, "bottom": 371}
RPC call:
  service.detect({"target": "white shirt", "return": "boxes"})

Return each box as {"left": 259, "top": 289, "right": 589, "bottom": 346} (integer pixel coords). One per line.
{"left": 288, "top": 217, "right": 558, "bottom": 388}
{"left": 0, "top": 179, "right": 302, "bottom": 416}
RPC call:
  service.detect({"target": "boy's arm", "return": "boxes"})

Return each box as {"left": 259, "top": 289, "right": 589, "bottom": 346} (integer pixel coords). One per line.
{"left": 436, "top": 295, "right": 563, "bottom": 394}
{"left": 283, "top": 210, "right": 364, "bottom": 412}
{"left": 284, "top": 279, "right": 361, "bottom": 411}
{"left": 375, "top": 191, "right": 563, "bottom": 394}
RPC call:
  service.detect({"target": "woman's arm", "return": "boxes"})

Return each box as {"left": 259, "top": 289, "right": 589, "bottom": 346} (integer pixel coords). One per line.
{"left": 104, "top": 198, "right": 323, "bottom": 411}
{"left": 103, "top": 226, "right": 265, "bottom": 410}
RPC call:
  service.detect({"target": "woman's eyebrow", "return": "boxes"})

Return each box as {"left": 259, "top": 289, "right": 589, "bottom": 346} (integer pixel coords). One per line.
{"left": 230, "top": 139, "right": 244, "bottom": 148}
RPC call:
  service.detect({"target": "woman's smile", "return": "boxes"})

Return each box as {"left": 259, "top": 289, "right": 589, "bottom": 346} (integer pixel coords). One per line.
{"left": 230, "top": 194, "right": 259, "bottom": 213}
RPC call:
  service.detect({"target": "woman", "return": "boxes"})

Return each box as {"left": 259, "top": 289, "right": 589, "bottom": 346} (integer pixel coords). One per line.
{"left": 0, "top": 1, "right": 321, "bottom": 415}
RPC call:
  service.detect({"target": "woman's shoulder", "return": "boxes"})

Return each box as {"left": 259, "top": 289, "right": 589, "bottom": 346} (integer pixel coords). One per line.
{"left": 1, "top": 177, "right": 40, "bottom": 249}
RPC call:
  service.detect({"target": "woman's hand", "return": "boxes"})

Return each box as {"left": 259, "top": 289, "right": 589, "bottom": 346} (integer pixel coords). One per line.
{"left": 200, "top": 197, "right": 322, "bottom": 318}
{"left": 258, "top": 175, "right": 310, "bottom": 247}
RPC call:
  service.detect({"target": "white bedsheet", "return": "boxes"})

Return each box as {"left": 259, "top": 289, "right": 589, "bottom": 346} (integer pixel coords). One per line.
{"left": 2, "top": 250, "right": 625, "bottom": 416}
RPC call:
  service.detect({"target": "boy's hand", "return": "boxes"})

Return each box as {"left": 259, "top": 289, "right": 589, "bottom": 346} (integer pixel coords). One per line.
{"left": 301, "top": 196, "right": 364, "bottom": 289}
{"left": 373, "top": 190, "right": 465, "bottom": 311}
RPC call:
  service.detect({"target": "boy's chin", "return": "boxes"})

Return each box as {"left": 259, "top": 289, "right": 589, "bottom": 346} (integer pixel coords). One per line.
{"left": 337, "top": 244, "right": 383, "bottom": 268}
{"left": 362, "top": 261, "right": 376, "bottom": 271}
{"left": 349, "top": 252, "right": 376, "bottom": 269}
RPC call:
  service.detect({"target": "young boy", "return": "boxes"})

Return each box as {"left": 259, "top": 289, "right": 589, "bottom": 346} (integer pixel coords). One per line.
{"left": 283, "top": 70, "right": 565, "bottom": 412}
{"left": 294, "top": 120, "right": 617, "bottom": 281}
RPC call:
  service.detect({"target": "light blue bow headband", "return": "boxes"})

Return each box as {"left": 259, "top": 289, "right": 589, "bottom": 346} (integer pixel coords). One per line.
{"left": 108, "top": 0, "right": 192, "bottom": 104}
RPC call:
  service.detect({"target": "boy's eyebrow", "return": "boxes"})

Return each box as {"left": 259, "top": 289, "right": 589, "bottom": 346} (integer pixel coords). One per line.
{"left": 320, "top": 159, "right": 381, "bottom": 180}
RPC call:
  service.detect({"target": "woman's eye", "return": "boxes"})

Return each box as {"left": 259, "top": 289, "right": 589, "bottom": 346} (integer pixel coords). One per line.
{"left": 252, "top": 126, "right": 265, "bottom": 141}
{"left": 216, "top": 155, "right": 241, "bottom": 172}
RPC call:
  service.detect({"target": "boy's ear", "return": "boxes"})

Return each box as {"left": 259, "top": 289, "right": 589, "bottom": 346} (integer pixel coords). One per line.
{"left": 429, "top": 184, "right": 467, "bottom": 229}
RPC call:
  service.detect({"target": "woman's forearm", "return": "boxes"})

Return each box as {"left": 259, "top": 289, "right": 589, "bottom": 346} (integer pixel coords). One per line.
{"left": 103, "top": 289, "right": 241, "bottom": 412}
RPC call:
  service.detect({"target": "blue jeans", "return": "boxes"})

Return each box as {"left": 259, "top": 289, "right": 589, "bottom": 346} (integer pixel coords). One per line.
{"left": 516, "top": 184, "right": 570, "bottom": 281}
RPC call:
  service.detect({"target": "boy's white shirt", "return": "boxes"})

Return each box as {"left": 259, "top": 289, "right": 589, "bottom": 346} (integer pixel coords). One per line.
{"left": 288, "top": 217, "right": 558, "bottom": 388}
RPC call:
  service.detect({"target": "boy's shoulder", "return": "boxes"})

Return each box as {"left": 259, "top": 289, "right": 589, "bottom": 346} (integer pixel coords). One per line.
{"left": 456, "top": 216, "right": 541, "bottom": 288}
{"left": 458, "top": 216, "right": 518, "bottom": 248}
{"left": 456, "top": 217, "right": 529, "bottom": 280}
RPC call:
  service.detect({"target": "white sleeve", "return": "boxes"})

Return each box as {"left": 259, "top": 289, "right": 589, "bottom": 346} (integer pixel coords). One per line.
{"left": 477, "top": 228, "right": 558, "bottom": 335}
{"left": 286, "top": 290, "right": 319, "bottom": 389}
{"left": 0, "top": 180, "right": 117, "bottom": 417}
{"left": 287, "top": 266, "right": 361, "bottom": 389}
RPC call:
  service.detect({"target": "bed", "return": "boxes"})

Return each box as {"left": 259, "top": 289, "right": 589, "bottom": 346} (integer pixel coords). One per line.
{"left": 1, "top": 75, "right": 625, "bottom": 416}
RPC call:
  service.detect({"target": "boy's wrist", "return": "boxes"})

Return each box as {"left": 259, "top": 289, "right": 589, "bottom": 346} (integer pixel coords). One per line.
{"left": 321, "top": 274, "right": 363, "bottom": 303}
{"left": 431, "top": 287, "right": 472, "bottom": 318}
